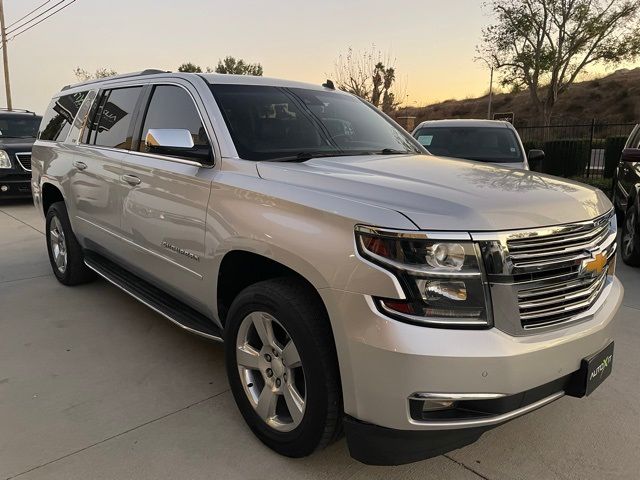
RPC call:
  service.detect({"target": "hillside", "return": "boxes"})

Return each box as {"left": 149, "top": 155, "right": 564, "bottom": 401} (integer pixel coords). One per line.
{"left": 395, "top": 68, "right": 640, "bottom": 126}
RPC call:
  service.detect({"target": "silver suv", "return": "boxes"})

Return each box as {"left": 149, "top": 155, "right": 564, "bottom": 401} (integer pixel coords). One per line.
{"left": 32, "top": 71, "right": 622, "bottom": 465}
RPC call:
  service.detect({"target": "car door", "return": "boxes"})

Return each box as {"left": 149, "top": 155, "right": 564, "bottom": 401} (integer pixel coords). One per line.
{"left": 70, "top": 86, "right": 144, "bottom": 255}
{"left": 618, "top": 126, "right": 640, "bottom": 209}
{"left": 119, "top": 83, "right": 214, "bottom": 308}
{"left": 40, "top": 89, "right": 93, "bottom": 229}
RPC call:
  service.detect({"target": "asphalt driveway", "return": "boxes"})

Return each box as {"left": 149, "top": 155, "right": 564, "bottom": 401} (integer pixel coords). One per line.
{"left": 1, "top": 199, "right": 639, "bottom": 480}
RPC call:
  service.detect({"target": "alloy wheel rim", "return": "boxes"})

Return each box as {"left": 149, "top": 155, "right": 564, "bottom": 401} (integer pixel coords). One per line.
{"left": 236, "top": 311, "right": 306, "bottom": 432}
{"left": 623, "top": 210, "right": 636, "bottom": 257}
{"left": 49, "top": 216, "right": 68, "bottom": 274}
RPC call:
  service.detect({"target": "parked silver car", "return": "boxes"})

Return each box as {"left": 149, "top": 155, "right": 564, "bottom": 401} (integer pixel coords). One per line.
{"left": 32, "top": 71, "right": 621, "bottom": 465}
{"left": 412, "top": 119, "right": 545, "bottom": 170}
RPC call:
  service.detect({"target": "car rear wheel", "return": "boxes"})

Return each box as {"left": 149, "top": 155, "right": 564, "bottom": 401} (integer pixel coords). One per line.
{"left": 621, "top": 201, "right": 640, "bottom": 267}
{"left": 225, "top": 278, "right": 342, "bottom": 457}
{"left": 45, "top": 201, "right": 95, "bottom": 285}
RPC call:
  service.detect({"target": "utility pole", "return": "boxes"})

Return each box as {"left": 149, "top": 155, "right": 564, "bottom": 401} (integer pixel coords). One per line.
{"left": 0, "top": 0, "right": 12, "bottom": 111}
{"left": 487, "top": 66, "right": 493, "bottom": 120}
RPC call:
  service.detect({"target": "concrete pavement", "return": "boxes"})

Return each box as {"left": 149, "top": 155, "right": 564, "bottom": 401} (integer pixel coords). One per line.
{"left": 1, "top": 199, "right": 639, "bottom": 480}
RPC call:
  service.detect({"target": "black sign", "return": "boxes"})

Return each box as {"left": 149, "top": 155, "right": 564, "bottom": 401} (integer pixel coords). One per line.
{"left": 493, "top": 112, "right": 515, "bottom": 124}
{"left": 567, "top": 341, "right": 614, "bottom": 397}
{"left": 54, "top": 92, "right": 86, "bottom": 124}
{"left": 96, "top": 102, "right": 129, "bottom": 132}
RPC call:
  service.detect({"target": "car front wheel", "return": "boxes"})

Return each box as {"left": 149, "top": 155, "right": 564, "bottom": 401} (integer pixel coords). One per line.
{"left": 621, "top": 201, "right": 640, "bottom": 267}
{"left": 225, "top": 278, "right": 342, "bottom": 457}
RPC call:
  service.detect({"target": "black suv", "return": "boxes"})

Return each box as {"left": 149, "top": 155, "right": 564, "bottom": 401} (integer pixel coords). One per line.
{"left": 613, "top": 124, "right": 640, "bottom": 266}
{"left": 0, "top": 109, "right": 42, "bottom": 198}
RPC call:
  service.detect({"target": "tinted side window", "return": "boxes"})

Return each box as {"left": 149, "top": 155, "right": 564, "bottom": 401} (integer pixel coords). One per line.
{"left": 628, "top": 127, "right": 640, "bottom": 149}
{"left": 92, "top": 87, "right": 142, "bottom": 150}
{"left": 138, "top": 85, "right": 209, "bottom": 154}
{"left": 39, "top": 91, "right": 88, "bottom": 142}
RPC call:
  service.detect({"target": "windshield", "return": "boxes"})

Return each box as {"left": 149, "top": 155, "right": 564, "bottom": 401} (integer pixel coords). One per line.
{"left": 414, "top": 126, "right": 524, "bottom": 163}
{"left": 0, "top": 115, "right": 42, "bottom": 139}
{"left": 210, "top": 84, "right": 421, "bottom": 161}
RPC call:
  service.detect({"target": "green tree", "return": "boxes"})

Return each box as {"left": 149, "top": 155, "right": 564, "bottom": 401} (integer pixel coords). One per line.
{"left": 178, "top": 62, "right": 203, "bottom": 73}
{"left": 479, "top": 0, "right": 640, "bottom": 125}
{"left": 214, "top": 56, "right": 263, "bottom": 76}
{"left": 74, "top": 67, "right": 117, "bottom": 82}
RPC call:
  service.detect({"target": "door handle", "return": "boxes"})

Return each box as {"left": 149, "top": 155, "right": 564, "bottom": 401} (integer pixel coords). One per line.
{"left": 73, "top": 161, "right": 87, "bottom": 171}
{"left": 122, "top": 174, "right": 141, "bottom": 186}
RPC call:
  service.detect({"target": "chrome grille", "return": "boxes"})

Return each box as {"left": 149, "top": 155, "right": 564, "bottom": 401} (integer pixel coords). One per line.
{"left": 15, "top": 153, "right": 32, "bottom": 172}
{"left": 517, "top": 271, "right": 608, "bottom": 329}
{"left": 475, "top": 211, "right": 617, "bottom": 334}
{"left": 506, "top": 212, "right": 616, "bottom": 330}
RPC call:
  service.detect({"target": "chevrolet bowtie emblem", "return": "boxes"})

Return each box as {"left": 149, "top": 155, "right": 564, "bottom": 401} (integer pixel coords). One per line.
{"left": 582, "top": 252, "right": 607, "bottom": 276}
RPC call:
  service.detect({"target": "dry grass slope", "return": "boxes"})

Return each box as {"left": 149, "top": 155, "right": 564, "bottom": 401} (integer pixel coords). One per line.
{"left": 395, "top": 68, "right": 640, "bottom": 126}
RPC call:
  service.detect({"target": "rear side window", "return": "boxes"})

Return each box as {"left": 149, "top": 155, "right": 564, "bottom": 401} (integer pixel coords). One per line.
{"left": 39, "top": 91, "right": 88, "bottom": 142}
{"left": 627, "top": 127, "right": 640, "bottom": 149}
{"left": 89, "top": 87, "right": 142, "bottom": 150}
{"left": 138, "top": 85, "right": 209, "bottom": 153}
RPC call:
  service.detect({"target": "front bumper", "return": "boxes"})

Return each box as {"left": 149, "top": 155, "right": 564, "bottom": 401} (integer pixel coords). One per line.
{"left": 0, "top": 174, "right": 31, "bottom": 198}
{"left": 320, "top": 276, "right": 623, "bottom": 464}
{"left": 344, "top": 373, "right": 570, "bottom": 465}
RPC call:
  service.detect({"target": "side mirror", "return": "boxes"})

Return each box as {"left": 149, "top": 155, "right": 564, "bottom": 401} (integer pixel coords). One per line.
{"left": 528, "top": 149, "right": 545, "bottom": 171}
{"left": 621, "top": 148, "right": 640, "bottom": 163}
{"left": 145, "top": 128, "right": 211, "bottom": 162}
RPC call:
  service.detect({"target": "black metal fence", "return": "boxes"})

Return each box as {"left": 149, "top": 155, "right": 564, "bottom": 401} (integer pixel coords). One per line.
{"left": 515, "top": 121, "right": 636, "bottom": 180}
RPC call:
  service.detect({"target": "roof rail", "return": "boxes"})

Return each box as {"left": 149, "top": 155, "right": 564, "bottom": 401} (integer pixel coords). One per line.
{"left": 61, "top": 69, "right": 169, "bottom": 91}
{"left": 0, "top": 108, "right": 36, "bottom": 115}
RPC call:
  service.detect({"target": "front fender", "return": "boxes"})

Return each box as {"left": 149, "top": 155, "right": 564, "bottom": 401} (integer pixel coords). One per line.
{"left": 202, "top": 174, "right": 413, "bottom": 318}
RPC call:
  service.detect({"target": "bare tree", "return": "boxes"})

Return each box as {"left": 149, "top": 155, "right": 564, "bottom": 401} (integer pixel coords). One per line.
{"left": 332, "top": 46, "right": 406, "bottom": 113}
{"left": 74, "top": 67, "right": 118, "bottom": 82}
{"left": 479, "top": 0, "right": 640, "bottom": 125}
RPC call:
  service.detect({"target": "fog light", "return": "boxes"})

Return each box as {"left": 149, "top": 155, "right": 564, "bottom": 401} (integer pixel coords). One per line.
{"left": 422, "top": 399, "right": 457, "bottom": 412}
{"left": 1, "top": 185, "right": 8, "bottom": 192}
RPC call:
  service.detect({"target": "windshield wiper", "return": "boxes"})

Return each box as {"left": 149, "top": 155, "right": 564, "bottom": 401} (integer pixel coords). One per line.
{"left": 267, "top": 151, "right": 370, "bottom": 162}
{"left": 379, "top": 148, "right": 411, "bottom": 155}
{"left": 265, "top": 149, "right": 414, "bottom": 163}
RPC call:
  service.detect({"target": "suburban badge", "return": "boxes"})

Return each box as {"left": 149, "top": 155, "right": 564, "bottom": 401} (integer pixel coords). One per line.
{"left": 161, "top": 241, "right": 200, "bottom": 261}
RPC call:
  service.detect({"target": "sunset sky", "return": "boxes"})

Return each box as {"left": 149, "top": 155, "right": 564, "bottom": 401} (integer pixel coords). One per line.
{"left": 3, "top": 0, "right": 639, "bottom": 114}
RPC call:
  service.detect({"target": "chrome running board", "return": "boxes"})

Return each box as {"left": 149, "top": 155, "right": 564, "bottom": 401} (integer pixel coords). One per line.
{"left": 84, "top": 251, "right": 223, "bottom": 342}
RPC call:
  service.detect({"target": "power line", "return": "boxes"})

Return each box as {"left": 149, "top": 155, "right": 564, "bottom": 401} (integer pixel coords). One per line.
{"left": 6, "top": 0, "right": 70, "bottom": 36}
{"left": 6, "top": 0, "right": 52, "bottom": 29}
{"left": 7, "top": 0, "right": 77, "bottom": 41}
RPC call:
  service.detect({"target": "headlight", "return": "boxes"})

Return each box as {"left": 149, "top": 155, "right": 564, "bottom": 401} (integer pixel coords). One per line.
{"left": 355, "top": 226, "right": 492, "bottom": 328}
{"left": 0, "top": 150, "right": 11, "bottom": 169}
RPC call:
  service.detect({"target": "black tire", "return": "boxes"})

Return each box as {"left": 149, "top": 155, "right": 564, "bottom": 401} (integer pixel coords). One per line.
{"left": 621, "top": 200, "right": 640, "bottom": 267}
{"left": 225, "top": 278, "right": 342, "bottom": 458}
{"left": 45, "top": 201, "right": 95, "bottom": 285}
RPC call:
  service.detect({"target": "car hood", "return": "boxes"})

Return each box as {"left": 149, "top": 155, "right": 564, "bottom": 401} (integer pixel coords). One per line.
{"left": 0, "top": 137, "right": 35, "bottom": 150}
{"left": 256, "top": 154, "right": 612, "bottom": 231}
{"left": 432, "top": 155, "right": 526, "bottom": 170}
{"left": 492, "top": 161, "right": 526, "bottom": 169}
